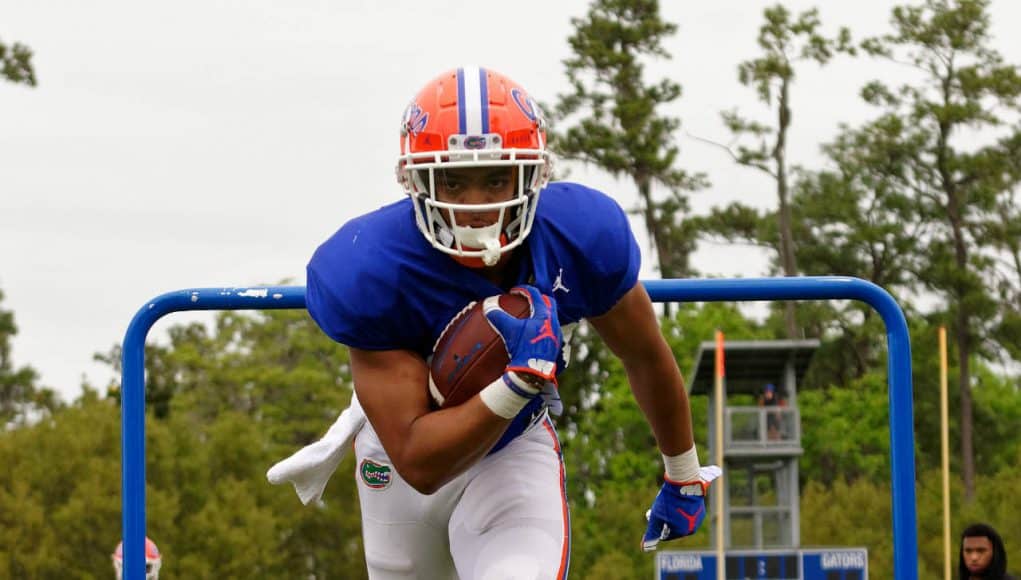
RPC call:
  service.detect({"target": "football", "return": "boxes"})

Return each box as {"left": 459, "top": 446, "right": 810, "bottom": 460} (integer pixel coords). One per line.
{"left": 429, "top": 293, "right": 531, "bottom": 408}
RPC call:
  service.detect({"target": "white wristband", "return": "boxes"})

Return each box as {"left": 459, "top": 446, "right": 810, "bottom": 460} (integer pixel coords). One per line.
{"left": 663, "top": 445, "right": 701, "bottom": 482}
{"left": 479, "top": 373, "right": 540, "bottom": 419}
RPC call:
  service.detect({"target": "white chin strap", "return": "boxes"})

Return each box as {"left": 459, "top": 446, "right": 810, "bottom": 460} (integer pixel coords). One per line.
{"left": 452, "top": 222, "right": 503, "bottom": 265}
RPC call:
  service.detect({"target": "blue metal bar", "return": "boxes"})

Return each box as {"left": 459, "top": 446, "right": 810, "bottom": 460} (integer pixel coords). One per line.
{"left": 121, "top": 277, "right": 917, "bottom": 580}
{"left": 120, "top": 287, "right": 305, "bottom": 580}
{"left": 643, "top": 276, "right": 917, "bottom": 580}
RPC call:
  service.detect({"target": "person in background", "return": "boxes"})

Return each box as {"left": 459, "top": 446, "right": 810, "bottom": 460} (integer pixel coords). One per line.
{"left": 757, "top": 383, "right": 786, "bottom": 441}
{"left": 960, "top": 523, "right": 1016, "bottom": 580}
{"left": 112, "top": 536, "right": 161, "bottom": 580}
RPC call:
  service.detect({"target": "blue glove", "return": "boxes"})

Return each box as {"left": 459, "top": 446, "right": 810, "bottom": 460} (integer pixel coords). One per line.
{"left": 642, "top": 465, "right": 722, "bottom": 551}
{"left": 483, "top": 285, "right": 562, "bottom": 384}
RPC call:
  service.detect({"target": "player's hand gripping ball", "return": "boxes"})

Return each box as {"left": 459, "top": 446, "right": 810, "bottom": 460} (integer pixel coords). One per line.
{"left": 483, "top": 285, "right": 562, "bottom": 385}
{"left": 428, "top": 293, "right": 531, "bottom": 408}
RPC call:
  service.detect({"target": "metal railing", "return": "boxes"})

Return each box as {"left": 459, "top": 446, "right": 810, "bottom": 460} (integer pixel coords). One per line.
{"left": 120, "top": 276, "right": 918, "bottom": 580}
{"left": 726, "top": 406, "right": 801, "bottom": 450}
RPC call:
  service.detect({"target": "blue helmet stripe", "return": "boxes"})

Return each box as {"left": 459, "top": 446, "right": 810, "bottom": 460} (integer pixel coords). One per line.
{"left": 456, "top": 67, "right": 467, "bottom": 134}
{"left": 478, "top": 67, "right": 489, "bottom": 134}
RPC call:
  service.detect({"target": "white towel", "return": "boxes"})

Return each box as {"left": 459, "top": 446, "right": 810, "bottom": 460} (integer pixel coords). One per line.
{"left": 266, "top": 393, "right": 367, "bottom": 505}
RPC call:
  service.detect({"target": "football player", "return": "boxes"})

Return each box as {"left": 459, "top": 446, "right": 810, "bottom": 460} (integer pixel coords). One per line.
{"left": 112, "top": 537, "right": 161, "bottom": 580}
{"left": 305, "top": 66, "right": 719, "bottom": 579}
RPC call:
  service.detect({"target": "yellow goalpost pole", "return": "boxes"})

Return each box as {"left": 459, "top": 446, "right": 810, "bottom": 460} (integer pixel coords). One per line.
{"left": 940, "top": 325, "right": 951, "bottom": 580}
{"left": 715, "top": 330, "right": 725, "bottom": 580}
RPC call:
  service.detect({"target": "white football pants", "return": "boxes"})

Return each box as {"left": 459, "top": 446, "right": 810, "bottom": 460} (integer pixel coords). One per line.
{"left": 353, "top": 413, "right": 571, "bottom": 580}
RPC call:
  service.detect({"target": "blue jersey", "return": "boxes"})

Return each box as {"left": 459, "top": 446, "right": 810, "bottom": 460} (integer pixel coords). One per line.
{"left": 306, "top": 181, "right": 641, "bottom": 449}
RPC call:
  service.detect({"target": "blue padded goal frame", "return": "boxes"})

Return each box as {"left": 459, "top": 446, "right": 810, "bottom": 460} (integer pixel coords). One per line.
{"left": 120, "top": 277, "right": 918, "bottom": 579}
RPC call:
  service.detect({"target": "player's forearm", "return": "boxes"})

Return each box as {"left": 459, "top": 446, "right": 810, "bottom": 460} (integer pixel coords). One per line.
{"left": 627, "top": 356, "right": 694, "bottom": 456}
{"left": 392, "top": 399, "right": 510, "bottom": 494}
{"left": 351, "top": 347, "right": 511, "bottom": 494}
{"left": 591, "top": 284, "right": 694, "bottom": 455}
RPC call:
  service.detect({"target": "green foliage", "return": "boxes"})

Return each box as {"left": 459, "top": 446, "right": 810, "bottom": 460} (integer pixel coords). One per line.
{"left": 552, "top": 0, "right": 706, "bottom": 280}
{"left": 905, "top": 313, "right": 1021, "bottom": 479}
{"left": 0, "top": 38, "right": 36, "bottom": 86}
{"left": 0, "top": 389, "right": 366, "bottom": 578}
{"left": 706, "top": 4, "right": 856, "bottom": 337}
{"left": 855, "top": 0, "right": 1021, "bottom": 498}
{"left": 3, "top": 1, "right": 1021, "bottom": 576}
{"left": 660, "top": 301, "right": 773, "bottom": 457}
{"left": 786, "top": 120, "right": 920, "bottom": 380}
{"left": 555, "top": 0, "right": 684, "bottom": 181}
{"left": 586, "top": 550, "right": 645, "bottom": 580}
{"left": 726, "top": 4, "right": 855, "bottom": 170}
{"left": 0, "top": 280, "right": 1017, "bottom": 577}
{"left": 796, "top": 312, "right": 1021, "bottom": 484}
{"left": 798, "top": 376, "right": 891, "bottom": 485}
{"left": 958, "top": 456, "right": 1021, "bottom": 569}
{"left": 0, "top": 288, "right": 60, "bottom": 428}
{"left": 563, "top": 302, "right": 763, "bottom": 578}
{"left": 569, "top": 486, "right": 656, "bottom": 578}
{"left": 559, "top": 321, "right": 660, "bottom": 497}
{"left": 968, "top": 366, "right": 1021, "bottom": 474}
{"left": 662, "top": 302, "right": 773, "bottom": 365}
{"left": 801, "top": 466, "right": 1021, "bottom": 579}
{"left": 0, "top": 305, "right": 365, "bottom": 577}
{"left": 793, "top": 117, "right": 920, "bottom": 287}
{"left": 99, "top": 309, "right": 351, "bottom": 446}
{"left": 0, "top": 392, "right": 123, "bottom": 577}
{"left": 801, "top": 478, "right": 895, "bottom": 576}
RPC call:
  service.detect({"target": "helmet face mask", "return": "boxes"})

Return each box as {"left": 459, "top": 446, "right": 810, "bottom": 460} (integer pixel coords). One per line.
{"left": 396, "top": 67, "right": 553, "bottom": 267}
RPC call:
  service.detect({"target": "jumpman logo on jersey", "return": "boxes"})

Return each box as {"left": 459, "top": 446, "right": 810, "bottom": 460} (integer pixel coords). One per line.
{"left": 552, "top": 268, "right": 570, "bottom": 294}
{"left": 530, "top": 319, "right": 559, "bottom": 346}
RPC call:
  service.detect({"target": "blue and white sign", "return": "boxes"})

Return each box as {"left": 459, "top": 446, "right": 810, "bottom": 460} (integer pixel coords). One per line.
{"left": 656, "top": 548, "right": 867, "bottom": 580}
{"left": 802, "top": 549, "right": 868, "bottom": 579}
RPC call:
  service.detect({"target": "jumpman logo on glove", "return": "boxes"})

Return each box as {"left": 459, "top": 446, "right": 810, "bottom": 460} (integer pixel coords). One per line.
{"left": 484, "top": 285, "right": 562, "bottom": 383}
{"left": 530, "top": 319, "right": 558, "bottom": 346}
{"left": 642, "top": 465, "right": 722, "bottom": 551}
{"left": 674, "top": 503, "right": 704, "bottom": 534}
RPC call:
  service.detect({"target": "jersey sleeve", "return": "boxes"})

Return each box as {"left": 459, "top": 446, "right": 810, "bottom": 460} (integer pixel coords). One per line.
{"left": 305, "top": 221, "right": 415, "bottom": 351}
{"left": 572, "top": 185, "right": 642, "bottom": 317}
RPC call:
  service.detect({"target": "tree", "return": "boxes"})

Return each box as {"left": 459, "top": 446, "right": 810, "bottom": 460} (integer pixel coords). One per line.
{"left": 552, "top": 0, "right": 706, "bottom": 286}
{"left": 860, "top": 0, "right": 1021, "bottom": 499}
{"left": 786, "top": 115, "right": 923, "bottom": 382}
{"left": 0, "top": 38, "right": 36, "bottom": 86}
{"left": 99, "top": 307, "right": 351, "bottom": 445}
{"left": 696, "top": 5, "right": 853, "bottom": 338}
{"left": 801, "top": 465, "right": 1021, "bottom": 578}
{"left": 0, "top": 389, "right": 368, "bottom": 578}
{"left": 0, "top": 288, "right": 58, "bottom": 428}
{"left": 985, "top": 132, "right": 1021, "bottom": 362}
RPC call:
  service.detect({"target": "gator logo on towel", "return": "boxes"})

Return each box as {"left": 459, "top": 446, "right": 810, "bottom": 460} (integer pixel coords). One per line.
{"left": 359, "top": 459, "right": 393, "bottom": 490}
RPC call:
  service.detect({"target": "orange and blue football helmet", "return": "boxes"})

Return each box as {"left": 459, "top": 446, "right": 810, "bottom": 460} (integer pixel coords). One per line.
{"left": 396, "top": 66, "right": 554, "bottom": 267}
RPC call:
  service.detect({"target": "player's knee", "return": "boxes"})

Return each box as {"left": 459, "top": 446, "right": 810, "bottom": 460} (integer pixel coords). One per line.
{"left": 474, "top": 553, "right": 559, "bottom": 580}
{"left": 461, "top": 526, "right": 566, "bottom": 580}
{"left": 364, "top": 550, "right": 415, "bottom": 576}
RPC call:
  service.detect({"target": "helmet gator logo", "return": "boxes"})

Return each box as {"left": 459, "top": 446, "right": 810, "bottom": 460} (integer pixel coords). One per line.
{"left": 360, "top": 459, "right": 393, "bottom": 490}
{"left": 463, "top": 135, "right": 486, "bottom": 149}
{"left": 510, "top": 87, "right": 541, "bottom": 123}
{"left": 402, "top": 102, "right": 429, "bottom": 136}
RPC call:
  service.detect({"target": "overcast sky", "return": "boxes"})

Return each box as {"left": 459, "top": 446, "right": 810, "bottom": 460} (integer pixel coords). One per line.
{"left": 2, "top": 0, "right": 1019, "bottom": 401}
